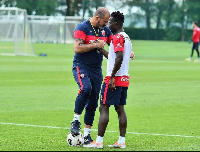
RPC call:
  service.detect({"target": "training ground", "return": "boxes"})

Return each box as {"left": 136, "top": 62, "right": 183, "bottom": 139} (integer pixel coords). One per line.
{"left": 0, "top": 40, "right": 200, "bottom": 151}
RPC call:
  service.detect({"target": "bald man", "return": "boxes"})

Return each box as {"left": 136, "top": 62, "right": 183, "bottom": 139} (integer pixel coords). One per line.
{"left": 69, "top": 7, "right": 113, "bottom": 145}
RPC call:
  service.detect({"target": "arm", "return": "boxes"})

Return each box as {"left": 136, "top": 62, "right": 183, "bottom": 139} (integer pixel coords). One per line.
{"left": 192, "top": 29, "right": 197, "bottom": 41}
{"left": 73, "top": 39, "right": 104, "bottom": 53}
{"left": 99, "top": 48, "right": 108, "bottom": 59}
{"left": 109, "top": 51, "right": 123, "bottom": 90}
{"left": 99, "top": 48, "right": 134, "bottom": 60}
{"left": 97, "top": 39, "right": 108, "bottom": 59}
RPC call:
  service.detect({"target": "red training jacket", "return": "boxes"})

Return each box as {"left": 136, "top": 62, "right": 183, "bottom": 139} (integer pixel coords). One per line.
{"left": 192, "top": 27, "right": 200, "bottom": 43}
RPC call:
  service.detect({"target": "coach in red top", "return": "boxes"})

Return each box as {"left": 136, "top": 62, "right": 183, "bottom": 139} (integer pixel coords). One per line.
{"left": 186, "top": 21, "right": 200, "bottom": 62}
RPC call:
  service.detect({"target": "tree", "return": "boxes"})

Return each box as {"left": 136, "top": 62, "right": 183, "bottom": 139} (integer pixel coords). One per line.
{"left": 186, "top": 0, "right": 200, "bottom": 26}
{"left": 83, "top": 0, "right": 107, "bottom": 19}
{"left": 153, "top": 0, "right": 178, "bottom": 40}
{"left": 153, "top": 1, "right": 167, "bottom": 39}
{"left": 66, "top": 0, "right": 82, "bottom": 16}
{"left": 0, "top": 0, "right": 16, "bottom": 7}
{"left": 123, "top": 0, "right": 155, "bottom": 39}
{"left": 162, "top": 0, "right": 177, "bottom": 29}
{"left": 171, "top": 0, "right": 190, "bottom": 41}
{"left": 0, "top": 0, "right": 57, "bottom": 15}
{"left": 64, "top": 0, "right": 106, "bottom": 19}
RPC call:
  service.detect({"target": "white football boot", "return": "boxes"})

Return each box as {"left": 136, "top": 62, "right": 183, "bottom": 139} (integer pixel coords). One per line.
{"left": 83, "top": 141, "right": 103, "bottom": 149}
{"left": 108, "top": 142, "right": 126, "bottom": 148}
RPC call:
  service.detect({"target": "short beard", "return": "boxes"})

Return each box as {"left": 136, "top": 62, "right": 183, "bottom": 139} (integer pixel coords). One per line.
{"left": 97, "top": 21, "right": 104, "bottom": 29}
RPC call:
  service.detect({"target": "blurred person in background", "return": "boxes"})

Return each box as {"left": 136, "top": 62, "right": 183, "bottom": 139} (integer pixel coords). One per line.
{"left": 185, "top": 21, "right": 200, "bottom": 62}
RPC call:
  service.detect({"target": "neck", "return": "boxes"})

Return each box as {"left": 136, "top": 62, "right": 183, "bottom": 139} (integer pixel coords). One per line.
{"left": 115, "top": 28, "right": 124, "bottom": 34}
{"left": 90, "top": 17, "right": 97, "bottom": 27}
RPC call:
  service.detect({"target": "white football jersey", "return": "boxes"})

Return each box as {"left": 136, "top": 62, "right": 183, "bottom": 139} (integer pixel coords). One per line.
{"left": 106, "top": 31, "right": 132, "bottom": 77}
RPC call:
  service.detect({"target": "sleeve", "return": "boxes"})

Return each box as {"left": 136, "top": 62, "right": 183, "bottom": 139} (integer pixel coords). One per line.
{"left": 105, "top": 27, "right": 113, "bottom": 45}
{"left": 112, "top": 34, "right": 124, "bottom": 52}
{"left": 198, "top": 28, "right": 200, "bottom": 40}
{"left": 74, "top": 23, "right": 86, "bottom": 41}
{"left": 192, "top": 29, "right": 197, "bottom": 40}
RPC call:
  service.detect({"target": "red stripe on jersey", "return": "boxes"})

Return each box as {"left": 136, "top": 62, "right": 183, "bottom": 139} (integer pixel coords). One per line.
{"left": 113, "top": 34, "right": 124, "bottom": 52}
{"left": 85, "top": 35, "right": 98, "bottom": 44}
{"left": 74, "top": 30, "right": 86, "bottom": 41}
{"left": 98, "top": 37, "right": 108, "bottom": 42}
{"left": 103, "top": 82, "right": 109, "bottom": 104}
{"left": 104, "top": 76, "right": 129, "bottom": 87}
{"left": 76, "top": 67, "right": 83, "bottom": 94}
{"left": 84, "top": 35, "right": 108, "bottom": 46}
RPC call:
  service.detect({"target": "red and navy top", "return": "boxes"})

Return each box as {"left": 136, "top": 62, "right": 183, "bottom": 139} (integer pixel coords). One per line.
{"left": 73, "top": 19, "right": 113, "bottom": 69}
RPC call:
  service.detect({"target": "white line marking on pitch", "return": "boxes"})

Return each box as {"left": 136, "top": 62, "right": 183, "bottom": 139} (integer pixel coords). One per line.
{"left": 0, "top": 122, "right": 200, "bottom": 139}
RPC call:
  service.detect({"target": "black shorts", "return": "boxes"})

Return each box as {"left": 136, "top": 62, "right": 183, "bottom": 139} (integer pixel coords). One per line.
{"left": 100, "top": 82, "right": 128, "bottom": 106}
{"left": 192, "top": 42, "right": 199, "bottom": 50}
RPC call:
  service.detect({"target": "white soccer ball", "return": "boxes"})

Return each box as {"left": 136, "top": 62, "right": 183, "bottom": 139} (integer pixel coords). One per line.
{"left": 67, "top": 132, "right": 84, "bottom": 146}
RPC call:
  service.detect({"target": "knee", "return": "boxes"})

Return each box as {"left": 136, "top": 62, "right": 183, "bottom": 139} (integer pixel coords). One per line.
{"left": 99, "top": 105, "right": 109, "bottom": 113}
{"left": 82, "top": 85, "right": 92, "bottom": 95}
{"left": 114, "top": 106, "right": 120, "bottom": 114}
{"left": 115, "top": 105, "right": 125, "bottom": 116}
{"left": 99, "top": 105, "right": 109, "bottom": 121}
{"left": 85, "top": 107, "right": 96, "bottom": 115}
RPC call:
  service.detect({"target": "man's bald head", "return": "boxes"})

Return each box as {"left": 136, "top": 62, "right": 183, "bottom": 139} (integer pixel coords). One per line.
{"left": 93, "top": 7, "right": 110, "bottom": 19}
{"left": 91, "top": 7, "right": 110, "bottom": 29}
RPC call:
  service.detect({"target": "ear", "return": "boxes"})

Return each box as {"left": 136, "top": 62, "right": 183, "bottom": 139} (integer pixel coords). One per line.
{"left": 95, "top": 16, "right": 100, "bottom": 20}
{"left": 115, "top": 21, "right": 119, "bottom": 26}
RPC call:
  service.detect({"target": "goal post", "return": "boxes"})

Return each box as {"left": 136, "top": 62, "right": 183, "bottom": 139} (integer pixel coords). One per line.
{"left": 27, "top": 15, "right": 82, "bottom": 44}
{"left": 0, "top": 7, "right": 36, "bottom": 56}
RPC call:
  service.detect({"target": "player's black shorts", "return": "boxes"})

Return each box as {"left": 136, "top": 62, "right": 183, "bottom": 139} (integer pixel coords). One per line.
{"left": 100, "top": 82, "right": 128, "bottom": 105}
{"left": 192, "top": 42, "right": 199, "bottom": 50}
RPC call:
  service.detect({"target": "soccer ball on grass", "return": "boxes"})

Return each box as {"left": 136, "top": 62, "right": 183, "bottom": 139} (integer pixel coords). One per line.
{"left": 67, "top": 132, "right": 84, "bottom": 146}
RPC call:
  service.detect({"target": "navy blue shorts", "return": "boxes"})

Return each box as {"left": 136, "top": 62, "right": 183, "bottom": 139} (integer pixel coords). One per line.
{"left": 100, "top": 82, "right": 128, "bottom": 105}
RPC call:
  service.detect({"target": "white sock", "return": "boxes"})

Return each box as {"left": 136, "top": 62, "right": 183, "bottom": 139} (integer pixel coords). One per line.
{"left": 73, "top": 114, "right": 80, "bottom": 122}
{"left": 84, "top": 128, "right": 91, "bottom": 137}
{"left": 96, "top": 135, "right": 103, "bottom": 144}
{"left": 118, "top": 136, "right": 125, "bottom": 144}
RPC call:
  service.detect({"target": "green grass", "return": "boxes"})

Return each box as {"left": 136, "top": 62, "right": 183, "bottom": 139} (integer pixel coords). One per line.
{"left": 0, "top": 40, "right": 200, "bottom": 151}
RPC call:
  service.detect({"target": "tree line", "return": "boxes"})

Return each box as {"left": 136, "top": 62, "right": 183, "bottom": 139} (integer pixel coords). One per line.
{"left": 1, "top": 0, "right": 199, "bottom": 41}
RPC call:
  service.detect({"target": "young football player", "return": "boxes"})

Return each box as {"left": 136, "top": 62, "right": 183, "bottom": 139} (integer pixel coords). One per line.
{"left": 84, "top": 11, "right": 134, "bottom": 149}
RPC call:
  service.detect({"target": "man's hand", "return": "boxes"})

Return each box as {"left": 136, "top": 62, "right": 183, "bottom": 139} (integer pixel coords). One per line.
{"left": 130, "top": 51, "right": 135, "bottom": 60}
{"left": 109, "top": 77, "right": 116, "bottom": 91}
{"left": 74, "top": 39, "right": 99, "bottom": 53}
{"left": 96, "top": 39, "right": 105, "bottom": 49}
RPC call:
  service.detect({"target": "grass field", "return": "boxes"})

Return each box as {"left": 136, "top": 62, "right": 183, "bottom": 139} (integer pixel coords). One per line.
{"left": 0, "top": 40, "right": 200, "bottom": 151}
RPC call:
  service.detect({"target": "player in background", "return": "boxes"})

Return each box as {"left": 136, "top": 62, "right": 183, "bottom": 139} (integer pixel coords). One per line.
{"left": 84, "top": 11, "right": 134, "bottom": 149}
{"left": 70, "top": 7, "right": 113, "bottom": 145}
{"left": 185, "top": 21, "right": 200, "bottom": 62}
